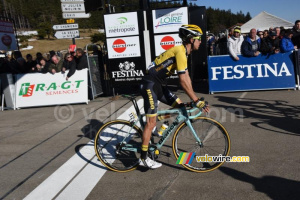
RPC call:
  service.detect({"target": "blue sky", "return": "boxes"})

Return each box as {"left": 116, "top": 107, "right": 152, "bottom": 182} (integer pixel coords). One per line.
{"left": 195, "top": 0, "right": 299, "bottom": 24}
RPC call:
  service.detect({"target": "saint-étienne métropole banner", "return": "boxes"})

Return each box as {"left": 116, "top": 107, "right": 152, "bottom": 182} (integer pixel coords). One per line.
{"left": 208, "top": 52, "right": 296, "bottom": 93}
{"left": 15, "top": 69, "right": 88, "bottom": 108}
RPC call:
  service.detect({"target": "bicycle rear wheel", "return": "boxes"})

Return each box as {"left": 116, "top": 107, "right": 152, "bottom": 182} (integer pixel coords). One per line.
{"left": 172, "top": 117, "right": 230, "bottom": 172}
{"left": 94, "top": 120, "right": 143, "bottom": 172}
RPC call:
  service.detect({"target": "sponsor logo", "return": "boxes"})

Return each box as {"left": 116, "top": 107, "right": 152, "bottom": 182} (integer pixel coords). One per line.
{"left": 155, "top": 12, "right": 184, "bottom": 29}
{"left": 112, "top": 61, "right": 144, "bottom": 81}
{"left": 160, "top": 36, "right": 175, "bottom": 50}
{"left": 117, "top": 17, "right": 127, "bottom": 24}
{"left": 158, "top": 119, "right": 179, "bottom": 145}
{"left": 146, "top": 89, "right": 155, "bottom": 109}
{"left": 18, "top": 80, "right": 84, "bottom": 97}
{"left": 113, "top": 39, "right": 126, "bottom": 53}
{"left": 211, "top": 62, "right": 292, "bottom": 80}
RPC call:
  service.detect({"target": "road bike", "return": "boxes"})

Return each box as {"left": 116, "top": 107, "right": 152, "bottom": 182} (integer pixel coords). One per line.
{"left": 94, "top": 94, "right": 230, "bottom": 173}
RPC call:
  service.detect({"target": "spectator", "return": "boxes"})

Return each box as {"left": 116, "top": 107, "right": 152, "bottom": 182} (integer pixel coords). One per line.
{"left": 49, "top": 55, "right": 63, "bottom": 74}
{"left": 25, "top": 54, "right": 36, "bottom": 72}
{"left": 75, "top": 48, "right": 88, "bottom": 70}
{"left": 261, "top": 30, "right": 280, "bottom": 54}
{"left": 35, "top": 52, "right": 44, "bottom": 65}
{"left": 275, "top": 27, "right": 281, "bottom": 38}
{"left": 62, "top": 53, "right": 76, "bottom": 80}
{"left": 279, "top": 29, "right": 286, "bottom": 40}
{"left": 257, "top": 29, "right": 264, "bottom": 39}
{"left": 241, "top": 28, "right": 261, "bottom": 57}
{"left": 263, "top": 30, "right": 269, "bottom": 38}
{"left": 292, "top": 20, "right": 300, "bottom": 48}
{"left": 39, "top": 58, "right": 50, "bottom": 73}
{"left": 228, "top": 26, "right": 244, "bottom": 60}
{"left": 280, "top": 29, "right": 297, "bottom": 52}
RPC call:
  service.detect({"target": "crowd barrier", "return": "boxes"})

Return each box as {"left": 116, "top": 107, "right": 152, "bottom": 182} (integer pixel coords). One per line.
{"left": 1, "top": 69, "right": 88, "bottom": 110}
{"left": 208, "top": 52, "right": 297, "bottom": 94}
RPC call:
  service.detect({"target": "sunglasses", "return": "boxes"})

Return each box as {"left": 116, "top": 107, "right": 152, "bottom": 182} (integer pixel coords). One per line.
{"left": 193, "top": 36, "right": 201, "bottom": 40}
{"left": 67, "top": 56, "right": 72, "bottom": 58}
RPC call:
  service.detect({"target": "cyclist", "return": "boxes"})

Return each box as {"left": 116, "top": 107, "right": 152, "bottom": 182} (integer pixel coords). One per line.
{"left": 139, "top": 24, "right": 209, "bottom": 169}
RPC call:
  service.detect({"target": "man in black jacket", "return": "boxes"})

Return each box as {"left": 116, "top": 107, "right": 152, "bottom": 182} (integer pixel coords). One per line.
{"left": 260, "top": 30, "right": 280, "bottom": 54}
{"left": 292, "top": 20, "right": 300, "bottom": 48}
{"left": 75, "top": 48, "right": 88, "bottom": 70}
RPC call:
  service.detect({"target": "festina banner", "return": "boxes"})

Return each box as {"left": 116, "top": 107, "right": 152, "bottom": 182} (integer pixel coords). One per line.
{"left": 106, "top": 36, "right": 141, "bottom": 59}
{"left": 15, "top": 69, "right": 88, "bottom": 108}
{"left": 109, "top": 57, "right": 145, "bottom": 85}
{"left": 208, "top": 52, "right": 296, "bottom": 93}
{"left": 0, "top": 20, "right": 18, "bottom": 51}
{"left": 104, "top": 12, "right": 139, "bottom": 38}
{"left": 154, "top": 34, "right": 182, "bottom": 56}
{"left": 152, "top": 7, "right": 188, "bottom": 34}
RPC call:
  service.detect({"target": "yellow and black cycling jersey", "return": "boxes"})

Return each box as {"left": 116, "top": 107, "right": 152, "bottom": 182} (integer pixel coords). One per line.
{"left": 146, "top": 45, "right": 188, "bottom": 84}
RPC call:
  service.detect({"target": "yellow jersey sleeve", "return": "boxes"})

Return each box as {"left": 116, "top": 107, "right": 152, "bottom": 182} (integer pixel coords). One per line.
{"left": 175, "top": 46, "right": 187, "bottom": 74}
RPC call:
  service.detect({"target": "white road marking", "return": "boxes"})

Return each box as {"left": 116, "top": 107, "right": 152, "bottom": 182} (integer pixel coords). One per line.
{"left": 24, "top": 99, "right": 144, "bottom": 200}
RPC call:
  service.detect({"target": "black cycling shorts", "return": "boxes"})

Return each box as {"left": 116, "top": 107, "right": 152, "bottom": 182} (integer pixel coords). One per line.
{"left": 140, "top": 77, "right": 180, "bottom": 117}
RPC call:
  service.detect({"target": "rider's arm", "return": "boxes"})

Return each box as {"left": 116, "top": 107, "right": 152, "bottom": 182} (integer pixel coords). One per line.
{"left": 178, "top": 71, "right": 198, "bottom": 102}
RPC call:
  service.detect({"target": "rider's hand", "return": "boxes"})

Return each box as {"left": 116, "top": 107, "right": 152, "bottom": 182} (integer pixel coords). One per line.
{"left": 195, "top": 98, "right": 210, "bottom": 113}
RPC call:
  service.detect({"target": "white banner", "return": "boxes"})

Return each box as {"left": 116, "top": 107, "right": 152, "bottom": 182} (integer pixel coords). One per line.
{"left": 104, "top": 12, "right": 139, "bottom": 38}
{"left": 154, "top": 34, "right": 182, "bottom": 56}
{"left": 152, "top": 7, "right": 188, "bottom": 34}
{"left": 15, "top": 69, "right": 88, "bottom": 108}
{"left": 106, "top": 36, "right": 141, "bottom": 59}
{"left": 0, "top": 20, "right": 18, "bottom": 51}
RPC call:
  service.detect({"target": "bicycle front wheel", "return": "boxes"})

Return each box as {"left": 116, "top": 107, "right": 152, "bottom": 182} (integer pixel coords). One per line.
{"left": 172, "top": 117, "right": 230, "bottom": 172}
{"left": 94, "top": 120, "right": 143, "bottom": 172}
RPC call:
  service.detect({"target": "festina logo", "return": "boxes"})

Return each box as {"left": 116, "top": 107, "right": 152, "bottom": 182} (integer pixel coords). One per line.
{"left": 112, "top": 61, "right": 144, "bottom": 78}
{"left": 211, "top": 62, "right": 292, "bottom": 80}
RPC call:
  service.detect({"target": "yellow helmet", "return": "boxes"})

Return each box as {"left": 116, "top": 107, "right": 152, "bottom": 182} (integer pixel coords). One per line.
{"left": 179, "top": 24, "right": 203, "bottom": 41}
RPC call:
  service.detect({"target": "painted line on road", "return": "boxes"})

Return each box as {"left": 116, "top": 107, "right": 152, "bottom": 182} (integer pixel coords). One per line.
{"left": 24, "top": 99, "right": 144, "bottom": 200}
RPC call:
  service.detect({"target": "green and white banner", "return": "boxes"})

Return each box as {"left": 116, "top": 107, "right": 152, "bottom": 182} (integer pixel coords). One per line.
{"left": 15, "top": 69, "right": 88, "bottom": 108}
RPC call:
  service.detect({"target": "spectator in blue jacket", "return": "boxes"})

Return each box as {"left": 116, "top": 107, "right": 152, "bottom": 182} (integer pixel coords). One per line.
{"left": 280, "top": 29, "right": 297, "bottom": 52}
{"left": 241, "top": 28, "right": 261, "bottom": 57}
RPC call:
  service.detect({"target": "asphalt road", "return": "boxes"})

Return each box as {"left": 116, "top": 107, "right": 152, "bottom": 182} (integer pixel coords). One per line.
{"left": 0, "top": 89, "right": 299, "bottom": 200}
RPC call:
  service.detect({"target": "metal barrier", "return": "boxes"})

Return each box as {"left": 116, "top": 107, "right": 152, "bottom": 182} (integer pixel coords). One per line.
{"left": 86, "top": 44, "right": 104, "bottom": 99}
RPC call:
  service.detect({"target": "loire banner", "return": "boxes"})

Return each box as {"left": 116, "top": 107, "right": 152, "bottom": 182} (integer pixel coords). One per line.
{"left": 154, "top": 34, "right": 182, "bottom": 56}
{"left": 107, "top": 36, "right": 141, "bottom": 59}
{"left": 208, "top": 52, "right": 296, "bottom": 93}
{"left": 152, "top": 7, "right": 188, "bottom": 34}
{"left": 0, "top": 20, "right": 18, "bottom": 51}
{"left": 15, "top": 69, "right": 88, "bottom": 108}
{"left": 104, "top": 12, "right": 139, "bottom": 38}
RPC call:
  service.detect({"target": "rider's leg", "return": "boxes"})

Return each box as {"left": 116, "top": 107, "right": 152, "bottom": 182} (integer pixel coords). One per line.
{"left": 141, "top": 115, "right": 156, "bottom": 160}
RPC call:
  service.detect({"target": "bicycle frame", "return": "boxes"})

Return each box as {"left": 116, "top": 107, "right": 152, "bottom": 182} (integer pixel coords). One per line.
{"left": 125, "top": 96, "right": 203, "bottom": 152}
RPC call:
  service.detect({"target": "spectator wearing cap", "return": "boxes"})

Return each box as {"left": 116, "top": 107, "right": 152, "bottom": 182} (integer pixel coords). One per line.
{"left": 280, "top": 29, "right": 297, "bottom": 53}
{"left": 241, "top": 28, "right": 261, "bottom": 57}
{"left": 292, "top": 20, "right": 300, "bottom": 48}
{"left": 261, "top": 30, "right": 280, "bottom": 54}
{"left": 257, "top": 29, "right": 264, "bottom": 39}
{"left": 228, "top": 26, "right": 244, "bottom": 60}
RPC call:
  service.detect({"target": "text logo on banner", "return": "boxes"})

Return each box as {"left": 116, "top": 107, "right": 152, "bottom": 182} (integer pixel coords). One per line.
{"left": 107, "top": 36, "right": 141, "bottom": 59}
{"left": 208, "top": 52, "right": 296, "bottom": 93}
{"left": 152, "top": 7, "right": 188, "bottom": 34}
{"left": 104, "top": 12, "right": 139, "bottom": 38}
{"left": 154, "top": 34, "right": 182, "bottom": 56}
{"left": 112, "top": 61, "right": 144, "bottom": 81}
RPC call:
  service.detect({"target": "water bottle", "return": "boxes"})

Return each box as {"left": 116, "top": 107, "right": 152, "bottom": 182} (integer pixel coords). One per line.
{"left": 158, "top": 121, "right": 169, "bottom": 136}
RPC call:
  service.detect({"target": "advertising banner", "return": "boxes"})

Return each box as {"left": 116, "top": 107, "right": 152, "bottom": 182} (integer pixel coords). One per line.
{"left": 152, "top": 7, "right": 188, "bottom": 34}
{"left": 154, "top": 34, "right": 182, "bottom": 56}
{"left": 208, "top": 52, "right": 296, "bottom": 93}
{"left": 104, "top": 12, "right": 139, "bottom": 38}
{"left": 0, "top": 20, "right": 18, "bottom": 51}
{"left": 15, "top": 69, "right": 88, "bottom": 108}
{"left": 107, "top": 36, "right": 141, "bottom": 59}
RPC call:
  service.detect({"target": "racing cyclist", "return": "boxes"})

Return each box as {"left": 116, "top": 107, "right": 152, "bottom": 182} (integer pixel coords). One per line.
{"left": 139, "top": 24, "right": 209, "bottom": 169}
